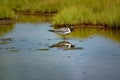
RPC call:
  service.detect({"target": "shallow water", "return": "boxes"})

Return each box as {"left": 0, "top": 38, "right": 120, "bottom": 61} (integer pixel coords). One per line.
{"left": 0, "top": 16, "right": 120, "bottom": 80}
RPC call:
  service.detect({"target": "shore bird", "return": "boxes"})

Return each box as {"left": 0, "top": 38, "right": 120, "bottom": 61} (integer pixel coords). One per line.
{"left": 49, "top": 27, "right": 74, "bottom": 40}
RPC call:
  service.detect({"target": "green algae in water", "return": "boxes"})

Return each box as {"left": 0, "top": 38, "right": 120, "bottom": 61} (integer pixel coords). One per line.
{"left": 37, "top": 48, "right": 49, "bottom": 51}
{"left": 0, "top": 42, "right": 10, "bottom": 44}
{"left": 9, "top": 50, "right": 20, "bottom": 52}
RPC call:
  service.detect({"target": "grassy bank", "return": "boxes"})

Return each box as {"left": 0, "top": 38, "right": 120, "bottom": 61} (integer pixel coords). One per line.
{"left": 0, "top": 6, "right": 15, "bottom": 19}
{"left": 0, "top": 0, "right": 120, "bottom": 28}
{"left": 0, "top": 0, "right": 62, "bottom": 14}
{"left": 53, "top": 0, "right": 120, "bottom": 28}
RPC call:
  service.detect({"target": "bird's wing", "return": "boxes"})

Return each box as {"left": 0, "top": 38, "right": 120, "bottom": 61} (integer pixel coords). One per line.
{"left": 55, "top": 28, "right": 69, "bottom": 32}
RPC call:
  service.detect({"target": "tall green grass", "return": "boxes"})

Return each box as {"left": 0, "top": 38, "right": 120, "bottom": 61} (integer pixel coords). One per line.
{"left": 0, "top": 5, "right": 15, "bottom": 19}
{"left": 53, "top": 6, "right": 93, "bottom": 25}
{"left": 0, "top": 0, "right": 120, "bottom": 28}
{"left": 0, "top": 0, "right": 62, "bottom": 18}
{"left": 1, "top": 0, "right": 62, "bottom": 13}
{"left": 53, "top": 0, "right": 120, "bottom": 28}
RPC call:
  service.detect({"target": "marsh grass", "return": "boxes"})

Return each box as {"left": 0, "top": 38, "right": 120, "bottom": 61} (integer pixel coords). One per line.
{"left": 0, "top": 6, "right": 15, "bottom": 19}
{"left": 5, "top": 0, "right": 62, "bottom": 13}
{"left": 0, "top": 0, "right": 120, "bottom": 28}
{"left": 53, "top": 6, "right": 93, "bottom": 25}
{"left": 53, "top": 0, "right": 120, "bottom": 28}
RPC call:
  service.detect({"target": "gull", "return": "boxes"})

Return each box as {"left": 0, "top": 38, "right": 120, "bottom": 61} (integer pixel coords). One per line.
{"left": 49, "top": 27, "right": 74, "bottom": 40}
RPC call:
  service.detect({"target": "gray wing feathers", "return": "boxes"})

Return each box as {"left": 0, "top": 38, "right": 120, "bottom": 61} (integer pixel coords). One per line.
{"left": 55, "top": 28, "right": 69, "bottom": 32}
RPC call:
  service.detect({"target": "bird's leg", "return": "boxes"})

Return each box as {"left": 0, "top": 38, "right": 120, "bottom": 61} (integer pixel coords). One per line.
{"left": 63, "top": 35, "right": 66, "bottom": 41}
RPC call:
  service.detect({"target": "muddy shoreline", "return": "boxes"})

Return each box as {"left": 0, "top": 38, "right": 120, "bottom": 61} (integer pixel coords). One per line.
{"left": 53, "top": 24, "right": 120, "bottom": 29}
{"left": 0, "top": 11, "right": 56, "bottom": 25}
{"left": 0, "top": 19, "right": 119, "bottom": 29}
{"left": 0, "top": 12, "right": 119, "bottom": 29}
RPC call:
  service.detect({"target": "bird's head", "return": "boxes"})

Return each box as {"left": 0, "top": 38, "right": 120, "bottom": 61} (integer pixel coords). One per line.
{"left": 69, "top": 27, "right": 74, "bottom": 32}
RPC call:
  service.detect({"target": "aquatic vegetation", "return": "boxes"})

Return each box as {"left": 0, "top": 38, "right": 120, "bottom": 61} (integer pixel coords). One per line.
{"left": 9, "top": 49, "right": 20, "bottom": 52}
{"left": 53, "top": 6, "right": 93, "bottom": 26}
{"left": 0, "top": 0, "right": 120, "bottom": 28}
{"left": 0, "top": 41, "right": 10, "bottom": 44}
{"left": 53, "top": 0, "right": 120, "bottom": 28}
{"left": 37, "top": 48, "right": 49, "bottom": 51}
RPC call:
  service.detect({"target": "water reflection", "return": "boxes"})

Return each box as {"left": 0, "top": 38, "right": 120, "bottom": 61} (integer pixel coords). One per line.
{"left": 50, "top": 40, "right": 83, "bottom": 50}
{"left": 0, "top": 24, "right": 15, "bottom": 37}
{"left": 63, "top": 27, "right": 120, "bottom": 43}
{"left": 53, "top": 25, "right": 120, "bottom": 43}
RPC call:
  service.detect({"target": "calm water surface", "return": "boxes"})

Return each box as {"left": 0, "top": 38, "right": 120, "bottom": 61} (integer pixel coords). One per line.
{"left": 0, "top": 16, "right": 120, "bottom": 80}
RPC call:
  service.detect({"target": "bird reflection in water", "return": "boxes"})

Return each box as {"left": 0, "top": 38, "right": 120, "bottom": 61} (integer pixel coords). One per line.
{"left": 49, "top": 41, "right": 83, "bottom": 51}
{"left": 49, "top": 27, "right": 83, "bottom": 50}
